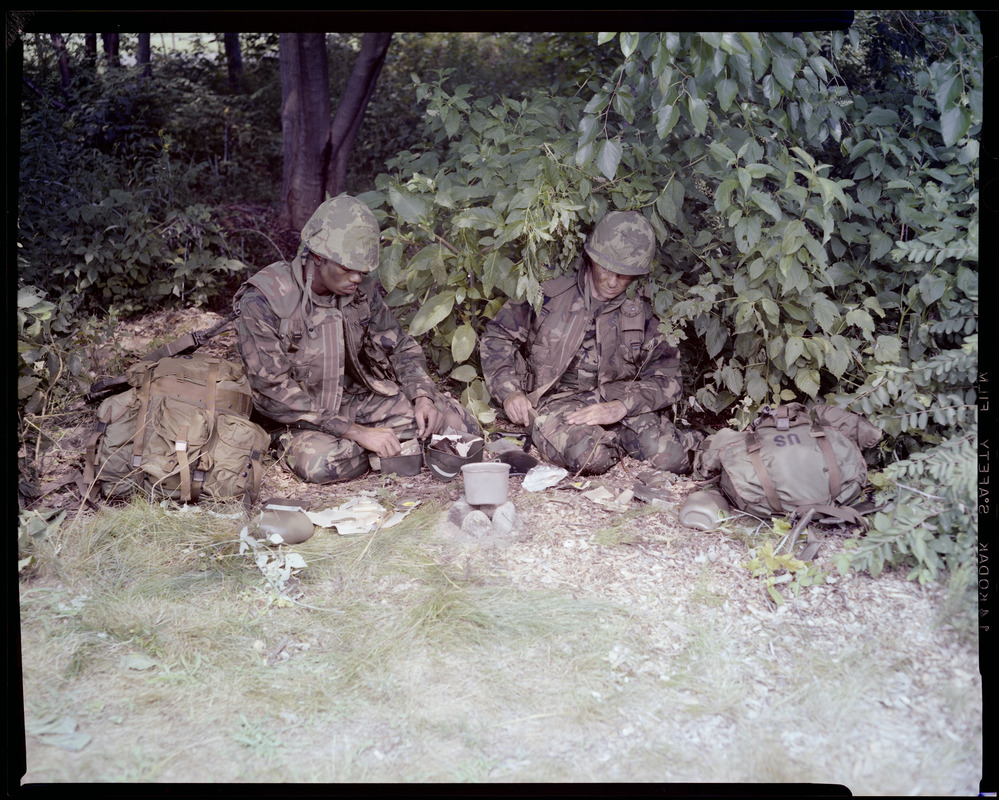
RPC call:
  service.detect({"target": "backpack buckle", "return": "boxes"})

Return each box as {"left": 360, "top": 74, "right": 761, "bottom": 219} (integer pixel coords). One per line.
{"left": 776, "top": 405, "right": 790, "bottom": 430}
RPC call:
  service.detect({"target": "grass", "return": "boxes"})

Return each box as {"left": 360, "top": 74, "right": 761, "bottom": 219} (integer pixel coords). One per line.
{"left": 17, "top": 494, "right": 983, "bottom": 790}
{"left": 18, "top": 496, "right": 634, "bottom": 783}
{"left": 590, "top": 504, "right": 662, "bottom": 545}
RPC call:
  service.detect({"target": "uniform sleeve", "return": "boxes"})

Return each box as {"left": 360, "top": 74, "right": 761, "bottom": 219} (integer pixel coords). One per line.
{"left": 480, "top": 299, "right": 534, "bottom": 405}
{"left": 600, "top": 312, "right": 683, "bottom": 415}
{"left": 235, "top": 288, "right": 354, "bottom": 436}
{"left": 363, "top": 289, "right": 438, "bottom": 402}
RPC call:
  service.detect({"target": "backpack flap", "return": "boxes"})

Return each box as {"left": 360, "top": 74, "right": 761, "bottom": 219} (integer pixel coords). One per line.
{"left": 141, "top": 396, "right": 214, "bottom": 501}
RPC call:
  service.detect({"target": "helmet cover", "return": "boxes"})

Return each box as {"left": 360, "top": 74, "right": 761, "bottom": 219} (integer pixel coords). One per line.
{"left": 583, "top": 210, "right": 656, "bottom": 275}
{"left": 300, "top": 195, "right": 380, "bottom": 273}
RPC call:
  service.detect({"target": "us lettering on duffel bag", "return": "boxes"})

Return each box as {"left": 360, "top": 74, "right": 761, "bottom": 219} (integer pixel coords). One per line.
{"left": 82, "top": 354, "right": 270, "bottom": 505}
{"left": 693, "top": 403, "right": 881, "bottom": 524}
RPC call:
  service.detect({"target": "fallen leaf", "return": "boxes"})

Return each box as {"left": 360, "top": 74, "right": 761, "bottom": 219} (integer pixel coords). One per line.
{"left": 26, "top": 716, "right": 92, "bottom": 751}
{"left": 120, "top": 653, "right": 158, "bottom": 671}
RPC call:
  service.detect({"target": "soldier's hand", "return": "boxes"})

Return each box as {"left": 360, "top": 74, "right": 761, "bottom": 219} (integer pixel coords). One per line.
{"left": 414, "top": 395, "right": 443, "bottom": 439}
{"left": 503, "top": 392, "right": 535, "bottom": 427}
{"left": 343, "top": 423, "right": 402, "bottom": 457}
{"left": 566, "top": 400, "right": 628, "bottom": 427}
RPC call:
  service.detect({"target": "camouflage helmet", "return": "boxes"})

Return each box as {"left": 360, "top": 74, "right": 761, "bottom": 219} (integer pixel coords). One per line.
{"left": 300, "top": 195, "right": 380, "bottom": 273}
{"left": 583, "top": 211, "right": 656, "bottom": 276}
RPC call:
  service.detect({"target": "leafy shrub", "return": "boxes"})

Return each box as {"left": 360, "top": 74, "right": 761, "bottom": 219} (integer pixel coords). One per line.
{"left": 18, "top": 57, "right": 262, "bottom": 317}
{"left": 370, "top": 14, "right": 981, "bottom": 616}
{"left": 344, "top": 33, "right": 620, "bottom": 195}
{"left": 367, "top": 70, "right": 607, "bottom": 421}
{"left": 16, "top": 277, "right": 117, "bottom": 494}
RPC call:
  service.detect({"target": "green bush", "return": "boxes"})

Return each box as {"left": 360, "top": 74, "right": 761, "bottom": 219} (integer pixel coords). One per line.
{"left": 369, "top": 14, "right": 981, "bottom": 615}
{"left": 343, "top": 33, "right": 619, "bottom": 194}
{"left": 17, "top": 38, "right": 287, "bottom": 319}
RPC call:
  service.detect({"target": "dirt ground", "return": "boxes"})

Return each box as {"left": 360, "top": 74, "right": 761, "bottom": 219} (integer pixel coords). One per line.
{"left": 16, "top": 308, "right": 985, "bottom": 792}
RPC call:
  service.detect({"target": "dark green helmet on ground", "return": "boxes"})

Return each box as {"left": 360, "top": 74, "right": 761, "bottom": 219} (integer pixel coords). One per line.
{"left": 583, "top": 210, "right": 657, "bottom": 276}
{"left": 300, "top": 194, "right": 380, "bottom": 273}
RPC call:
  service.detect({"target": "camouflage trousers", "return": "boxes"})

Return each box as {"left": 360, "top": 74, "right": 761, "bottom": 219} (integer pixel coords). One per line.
{"left": 531, "top": 396, "right": 701, "bottom": 476}
{"left": 278, "top": 391, "right": 478, "bottom": 483}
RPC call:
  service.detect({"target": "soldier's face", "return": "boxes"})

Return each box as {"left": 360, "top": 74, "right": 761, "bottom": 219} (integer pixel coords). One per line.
{"left": 311, "top": 254, "right": 363, "bottom": 296}
{"left": 589, "top": 260, "right": 634, "bottom": 302}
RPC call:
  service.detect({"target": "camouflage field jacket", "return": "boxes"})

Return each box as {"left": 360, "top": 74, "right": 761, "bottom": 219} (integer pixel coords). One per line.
{"left": 480, "top": 267, "right": 682, "bottom": 416}
{"left": 234, "top": 258, "right": 437, "bottom": 437}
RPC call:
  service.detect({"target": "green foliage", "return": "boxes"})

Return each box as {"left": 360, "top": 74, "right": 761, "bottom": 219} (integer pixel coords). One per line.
{"left": 17, "top": 43, "right": 282, "bottom": 319}
{"left": 745, "top": 538, "right": 828, "bottom": 607}
{"left": 18, "top": 287, "right": 73, "bottom": 414}
{"left": 343, "top": 33, "right": 615, "bottom": 194}
{"left": 17, "top": 278, "right": 134, "bottom": 495}
{"left": 835, "top": 434, "right": 978, "bottom": 582}
{"left": 372, "top": 14, "right": 981, "bottom": 603}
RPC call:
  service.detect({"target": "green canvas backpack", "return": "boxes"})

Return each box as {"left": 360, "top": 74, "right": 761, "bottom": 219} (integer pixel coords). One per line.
{"left": 693, "top": 403, "right": 882, "bottom": 526}
{"left": 82, "top": 354, "right": 270, "bottom": 505}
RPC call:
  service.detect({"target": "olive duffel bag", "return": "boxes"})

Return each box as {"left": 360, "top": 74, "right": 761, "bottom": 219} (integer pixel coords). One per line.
{"left": 693, "top": 402, "right": 882, "bottom": 526}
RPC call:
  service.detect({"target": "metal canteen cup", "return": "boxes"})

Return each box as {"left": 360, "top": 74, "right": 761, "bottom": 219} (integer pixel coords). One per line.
{"left": 256, "top": 501, "right": 315, "bottom": 544}
{"left": 678, "top": 490, "right": 731, "bottom": 531}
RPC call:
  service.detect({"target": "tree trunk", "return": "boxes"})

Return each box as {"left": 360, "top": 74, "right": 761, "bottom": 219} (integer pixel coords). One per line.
{"left": 49, "top": 33, "right": 72, "bottom": 91}
{"left": 224, "top": 33, "right": 243, "bottom": 91}
{"left": 325, "top": 32, "right": 393, "bottom": 198}
{"left": 101, "top": 33, "right": 120, "bottom": 67}
{"left": 137, "top": 33, "right": 152, "bottom": 78}
{"left": 84, "top": 33, "right": 97, "bottom": 69}
{"left": 279, "top": 33, "right": 332, "bottom": 231}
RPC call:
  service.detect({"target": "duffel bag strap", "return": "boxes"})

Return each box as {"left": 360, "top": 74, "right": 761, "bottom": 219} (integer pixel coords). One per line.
{"left": 798, "top": 502, "right": 869, "bottom": 529}
{"left": 85, "top": 376, "right": 129, "bottom": 404}
{"left": 205, "top": 359, "right": 219, "bottom": 418}
{"left": 774, "top": 404, "right": 791, "bottom": 430}
{"left": 745, "top": 430, "right": 784, "bottom": 513}
{"left": 793, "top": 503, "right": 869, "bottom": 561}
{"left": 809, "top": 418, "right": 843, "bottom": 499}
{"left": 798, "top": 525, "right": 827, "bottom": 562}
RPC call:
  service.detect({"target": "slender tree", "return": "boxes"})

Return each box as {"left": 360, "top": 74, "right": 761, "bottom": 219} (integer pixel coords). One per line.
{"left": 224, "top": 33, "right": 242, "bottom": 91}
{"left": 278, "top": 32, "right": 332, "bottom": 230}
{"left": 278, "top": 32, "right": 393, "bottom": 229}
{"left": 101, "top": 32, "right": 119, "bottom": 67}
{"left": 49, "top": 33, "right": 71, "bottom": 91}
{"left": 84, "top": 33, "right": 97, "bottom": 68}
{"left": 137, "top": 33, "right": 152, "bottom": 78}
{"left": 326, "top": 32, "right": 392, "bottom": 198}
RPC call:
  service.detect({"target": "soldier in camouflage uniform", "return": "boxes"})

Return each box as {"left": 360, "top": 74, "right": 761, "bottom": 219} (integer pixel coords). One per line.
{"left": 480, "top": 210, "right": 697, "bottom": 476}
{"left": 234, "top": 194, "right": 479, "bottom": 483}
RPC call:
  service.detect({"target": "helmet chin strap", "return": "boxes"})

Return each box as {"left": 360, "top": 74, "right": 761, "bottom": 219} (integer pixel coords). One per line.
{"left": 301, "top": 255, "right": 319, "bottom": 339}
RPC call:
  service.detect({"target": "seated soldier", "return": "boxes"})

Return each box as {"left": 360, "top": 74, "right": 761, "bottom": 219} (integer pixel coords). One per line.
{"left": 234, "top": 194, "right": 479, "bottom": 483}
{"left": 480, "top": 210, "right": 698, "bottom": 476}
